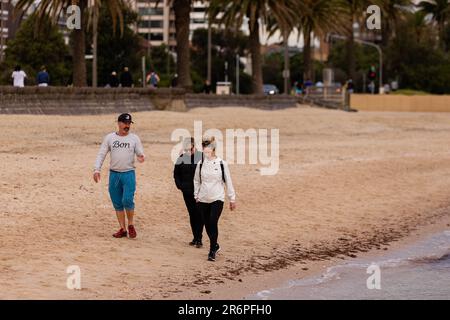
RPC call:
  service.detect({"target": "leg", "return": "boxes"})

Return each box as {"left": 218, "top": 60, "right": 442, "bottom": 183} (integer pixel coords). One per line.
{"left": 109, "top": 172, "right": 125, "bottom": 228}
{"left": 126, "top": 209, "right": 134, "bottom": 226}
{"left": 115, "top": 211, "right": 126, "bottom": 230}
{"left": 121, "top": 171, "right": 136, "bottom": 224}
{"left": 183, "top": 191, "right": 201, "bottom": 241}
{"left": 207, "top": 201, "right": 224, "bottom": 251}
{"left": 122, "top": 171, "right": 137, "bottom": 238}
{"left": 197, "top": 202, "right": 212, "bottom": 244}
{"left": 195, "top": 206, "right": 205, "bottom": 243}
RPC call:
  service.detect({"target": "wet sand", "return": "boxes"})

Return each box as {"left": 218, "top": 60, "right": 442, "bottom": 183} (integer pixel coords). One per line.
{"left": 1, "top": 105, "right": 450, "bottom": 299}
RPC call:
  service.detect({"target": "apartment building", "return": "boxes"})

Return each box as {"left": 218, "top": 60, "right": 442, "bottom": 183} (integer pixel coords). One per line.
{"left": 0, "top": 0, "right": 13, "bottom": 61}
{"left": 131, "top": 0, "right": 175, "bottom": 49}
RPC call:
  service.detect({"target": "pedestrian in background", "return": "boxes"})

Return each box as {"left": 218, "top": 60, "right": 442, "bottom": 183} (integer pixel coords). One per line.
{"left": 37, "top": 66, "right": 50, "bottom": 87}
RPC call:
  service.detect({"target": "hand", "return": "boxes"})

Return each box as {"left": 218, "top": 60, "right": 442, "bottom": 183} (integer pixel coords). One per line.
{"left": 195, "top": 198, "right": 199, "bottom": 203}
{"left": 230, "top": 202, "right": 236, "bottom": 211}
{"left": 137, "top": 155, "right": 145, "bottom": 163}
{"left": 93, "top": 172, "right": 101, "bottom": 183}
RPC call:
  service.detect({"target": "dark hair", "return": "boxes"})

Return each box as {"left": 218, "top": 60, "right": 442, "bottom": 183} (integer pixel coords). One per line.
{"left": 202, "top": 140, "right": 210, "bottom": 147}
{"left": 182, "top": 137, "right": 195, "bottom": 151}
{"left": 15, "top": 65, "right": 21, "bottom": 71}
{"left": 202, "top": 136, "right": 216, "bottom": 149}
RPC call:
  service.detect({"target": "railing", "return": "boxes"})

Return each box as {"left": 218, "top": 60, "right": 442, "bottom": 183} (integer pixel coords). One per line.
{"left": 301, "top": 85, "right": 347, "bottom": 110}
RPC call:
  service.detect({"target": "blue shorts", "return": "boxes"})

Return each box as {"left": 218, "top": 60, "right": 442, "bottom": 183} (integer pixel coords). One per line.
{"left": 108, "top": 170, "right": 136, "bottom": 211}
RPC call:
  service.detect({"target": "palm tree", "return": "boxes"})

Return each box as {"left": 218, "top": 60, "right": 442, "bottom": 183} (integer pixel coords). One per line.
{"left": 14, "top": 0, "right": 127, "bottom": 87}
{"left": 296, "top": 0, "right": 347, "bottom": 82}
{"left": 417, "top": 0, "right": 450, "bottom": 50}
{"left": 154, "top": 0, "right": 192, "bottom": 89}
{"left": 172, "top": 0, "right": 193, "bottom": 89}
{"left": 341, "top": 0, "right": 368, "bottom": 82}
{"left": 209, "top": 0, "right": 300, "bottom": 94}
{"left": 371, "top": 0, "right": 413, "bottom": 47}
{"left": 412, "top": 10, "right": 429, "bottom": 43}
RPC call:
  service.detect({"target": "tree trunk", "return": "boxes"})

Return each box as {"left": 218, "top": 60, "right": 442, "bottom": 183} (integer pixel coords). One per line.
{"left": 346, "top": 15, "right": 356, "bottom": 82}
{"left": 438, "top": 22, "right": 446, "bottom": 51}
{"left": 92, "top": 4, "right": 99, "bottom": 88}
{"left": 248, "top": 18, "right": 263, "bottom": 94}
{"left": 303, "top": 29, "right": 312, "bottom": 82}
{"left": 283, "top": 28, "right": 290, "bottom": 95}
{"left": 72, "top": 0, "right": 88, "bottom": 87}
{"left": 173, "top": 0, "right": 192, "bottom": 90}
{"left": 381, "top": 19, "right": 391, "bottom": 47}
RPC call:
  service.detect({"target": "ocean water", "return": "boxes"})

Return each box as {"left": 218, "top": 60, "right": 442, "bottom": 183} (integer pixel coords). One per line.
{"left": 250, "top": 230, "right": 450, "bottom": 300}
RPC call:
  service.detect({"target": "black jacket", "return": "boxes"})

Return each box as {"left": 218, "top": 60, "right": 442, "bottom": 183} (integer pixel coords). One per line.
{"left": 173, "top": 151, "right": 203, "bottom": 193}
{"left": 120, "top": 71, "right": 133, "bottom": 87}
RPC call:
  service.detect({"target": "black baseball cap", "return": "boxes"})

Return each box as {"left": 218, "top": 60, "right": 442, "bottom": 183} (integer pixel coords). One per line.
{"left": 118, "top": 113, "right": 134, "bottom": 123}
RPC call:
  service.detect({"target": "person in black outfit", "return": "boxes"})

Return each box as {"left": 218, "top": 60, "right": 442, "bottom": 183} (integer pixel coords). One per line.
{"left": 109, "top": 71, "right": 119, "bottom": 87}
{"left": 171, "top": 74, "right": 178, "bottom": 88}
{"left": 174, "top": 137, "right": 204, "bottom": 247}
{"left": 120, "top": 67, "right": 133, "bottom": 87}
{"left": 202, "top": 80, "right": 211, "bottom": 94}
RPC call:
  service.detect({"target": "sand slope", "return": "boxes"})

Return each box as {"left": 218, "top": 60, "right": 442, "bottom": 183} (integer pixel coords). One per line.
{"left": 0, "top": 106, "right": 450, "bottom": 299}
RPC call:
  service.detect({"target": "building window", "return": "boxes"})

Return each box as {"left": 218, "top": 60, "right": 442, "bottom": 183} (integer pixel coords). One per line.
{"left": 150, "top": 33, "right": 163, "bottom": 41}
{"left": 138, "top": 21, "right": 147, "bottom": 29}
{"left": 138, "top": 20, "right": 163, "bottom": 29}
{"left": 192, "top": 18, "right": 205, "bottom": 24}
{"left": 138, "top": 7, "right": 163, "bottom": 16}
{"left": 138, "top": 32, "right": 163, "bottom": 41}
{"left": 150, "top": 20, "right": 163, "bottom": 28}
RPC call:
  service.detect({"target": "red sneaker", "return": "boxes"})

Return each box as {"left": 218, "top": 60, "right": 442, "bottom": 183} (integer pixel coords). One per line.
{"left": 128, "top": 225, "right": 137, "bottom": 239}
{"left": 113, "top": 228, "right": 127, "bottom": 238}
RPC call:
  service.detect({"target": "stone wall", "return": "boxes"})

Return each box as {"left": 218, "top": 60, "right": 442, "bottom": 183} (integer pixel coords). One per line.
{"left": 185, "top": 93, "right": 298, "bottom": 110}
{"left": 0, "top": 86, "right": 299, "bottom": 115}
{"left": 0, "top": 86, "right": 186, "bottom": 114}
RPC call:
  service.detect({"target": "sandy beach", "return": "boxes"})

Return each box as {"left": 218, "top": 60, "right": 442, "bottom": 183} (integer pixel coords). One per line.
{"left": 1, "top": 105, "right": 450, "bottom": 299}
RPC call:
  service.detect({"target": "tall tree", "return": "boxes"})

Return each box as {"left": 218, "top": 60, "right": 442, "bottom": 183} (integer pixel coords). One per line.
{"left": 374, "top": 0, "right": 414, "bottom": 47}
{"left": 417, "top": 0, "right": 450, "bottom": 50}
{"left": 14, "top": 0, "right": 127, "bottom": 87}
{"left": 341, "top": 0, "right": 369, "bottom": 82}
{"left": 155, "top": 0, "right": 193, "bottom": 89}
{"left": 2, "top": 13, "right": 71, "bottom": 85}
{"left": 92, "top": 3, "right": 143, "bottom": 87}
{"left": 296, "top": 0, "right": 347, "bottom": 81}
{"left": 191, "top": 28, "right": 250, "bottom": 93}
{"left": 172, "top": 0, "right": 193, "bottom": 89}
{"left": 209, "top": 0, "right": 300, "bottom": 94}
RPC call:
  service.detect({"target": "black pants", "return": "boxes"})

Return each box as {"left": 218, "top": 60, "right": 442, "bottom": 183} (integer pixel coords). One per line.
{"left": 182, "top": 191, "right": 204, "bottom": 242}
{"left": 197, "top": 201, "right": 224, "bottom": 250}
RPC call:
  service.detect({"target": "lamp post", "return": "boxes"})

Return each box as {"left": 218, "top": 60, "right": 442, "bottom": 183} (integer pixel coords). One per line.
{"left": 236, "top": 53, "right": 240, "bottom": 95}
{"left": 283, "top": 28, "right": 290, "bottom": 95}
{"left": 329, "top": 33, "right": 383, "bottom": 94}
{"left": 207, "top": 17, "right": 212, "bottom": 85}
